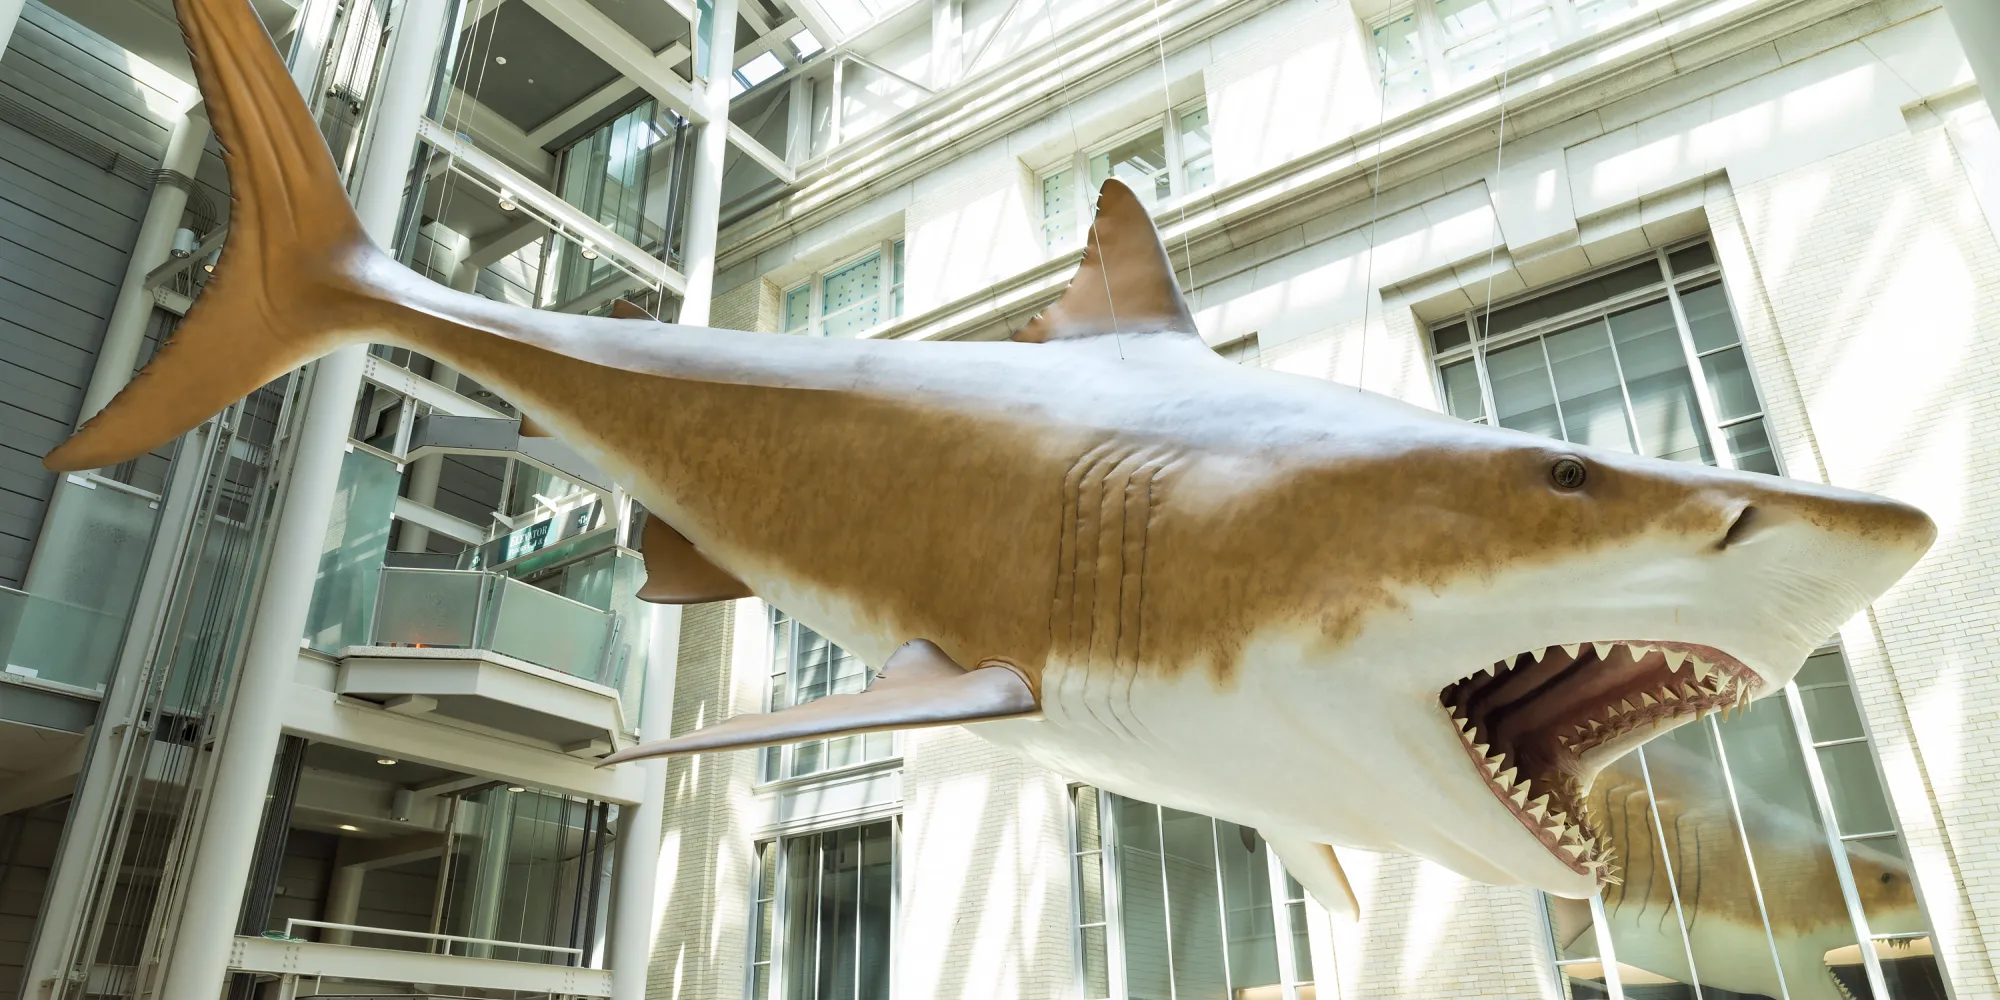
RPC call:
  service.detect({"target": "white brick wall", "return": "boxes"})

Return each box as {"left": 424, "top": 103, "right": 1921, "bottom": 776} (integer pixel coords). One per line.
{"left": 1718, "top": 120, "right": 2000, "bottom": 994}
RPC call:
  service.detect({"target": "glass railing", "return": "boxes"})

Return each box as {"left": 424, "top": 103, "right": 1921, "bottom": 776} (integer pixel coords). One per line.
{"left": 302, "top": 447, "right": 400, "bottom": 653}
{"left": 0, "top": 587, "right": 122, "bottom": 694}
{"left": 370, "top": 567, "right": 621, "bottom": 686}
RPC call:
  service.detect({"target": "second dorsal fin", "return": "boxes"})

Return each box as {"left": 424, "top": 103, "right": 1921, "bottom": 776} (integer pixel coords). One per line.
{"left": 1014, "top": 178, "right": 1200, "bottom": 344}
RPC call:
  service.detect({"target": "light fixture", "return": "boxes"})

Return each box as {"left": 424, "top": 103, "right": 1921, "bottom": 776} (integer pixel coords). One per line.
{"left": 339, "top": 824, "right": 360, "bottom": 832}
{"left": 497, "top": 189, "right": 517, "bottom": 212}
{"left": 494, "top": 55, "right": 507, "bottom": 65}
{"left": 579, "top": 243, "right": 598, "bottom": 260}
{"left": 201, "top": 250, "right": 220, "bottom": 274}
{"left": 507, "top": 785, "right": 526, "bottom": 793}
{"left": 376, "top": 757, "right": 398, "bottom": 765}
{"left": 170, "top": 228, "right": 197, "bottom": 258}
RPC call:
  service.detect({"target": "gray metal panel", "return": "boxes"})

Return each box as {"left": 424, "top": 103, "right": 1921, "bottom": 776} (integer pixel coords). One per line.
{"left": 0, "top": 2, "right": 178, "bottom": 587}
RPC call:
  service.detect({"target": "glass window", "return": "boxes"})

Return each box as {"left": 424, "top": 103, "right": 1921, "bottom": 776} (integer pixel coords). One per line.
{"left": 1440, "top": 358, "right": 1486, "bottom": 422}
{"left": 1090, "top": 127, "right": 1172, "bottom": 209}
{"left": 1071, "top": 787, "right": 1317, "bottom": 1000}
{"left": 765, "top": 608, "right": 894, "bottom": 781}
{"left": 890, "top": 239, "right": 905, "bottom": 319}
{"left": 822, "top": 252, "right": 883, "bottom": 338}
{"left": 750, "top": 819, "right": 896, "bottom": 1000}
{"left": 1373, "top": 12, "right": 1430, "bottom": 113}
{"left": 784, "top": 285, "right": 811, "bottom": 335}
{"left": 1545, "top": 647, "right": 1944, "bottom": 997}
{"left": 1044, "top": 102, "right": 1214, "bottom": 256}
{"left": 1436, "top": 0, "right": 1557, "bottom": 87}
{"left": 1430, "top": 243, "right": 1783, "bottom": 473}
{"left": 554, "top": 100, "right": 663, "bottom": 303}
{"left": 1177, "top": 105, "right": 1214, "bottom": 194}
{"left": 789, "top": 239, "right": 905, "bottom": 338}
{"left": 1043, "top": 169, "right": 1076, "bottom": 251}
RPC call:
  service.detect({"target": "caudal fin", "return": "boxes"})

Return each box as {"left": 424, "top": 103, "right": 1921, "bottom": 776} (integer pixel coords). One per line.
{"left": 44, "top": 0, "right": 379, "bottom": 471}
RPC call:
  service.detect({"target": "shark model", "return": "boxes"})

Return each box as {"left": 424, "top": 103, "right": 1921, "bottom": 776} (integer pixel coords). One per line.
{"left": 49, "top": 0, "right": 1937, "bottom": 919}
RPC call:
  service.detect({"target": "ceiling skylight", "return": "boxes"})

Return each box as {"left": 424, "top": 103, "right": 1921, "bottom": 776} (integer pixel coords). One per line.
{"left": 738, "top": 50, "right": 785, "bottom": 88}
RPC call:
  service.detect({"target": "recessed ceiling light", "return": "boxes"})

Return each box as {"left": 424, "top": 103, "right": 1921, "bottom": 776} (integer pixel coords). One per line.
{"left": 376, "top": 757, "right": 398, "bottom": 765}
{"left": 494, "top": 55, "right": 507, "bottom": 65}
{"left": 507, "top": 786, "right": 526, "bottom": 793}
{"left": 579, "top": 244, "right": 599, "bottom": 260}
{"left": 339, "top": 824, "right": 360, "bottom": 832}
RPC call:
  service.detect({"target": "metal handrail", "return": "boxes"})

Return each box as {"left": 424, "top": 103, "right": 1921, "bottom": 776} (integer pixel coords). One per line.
{"left": 281, "top": 918, "right": 582, "bottom": 956}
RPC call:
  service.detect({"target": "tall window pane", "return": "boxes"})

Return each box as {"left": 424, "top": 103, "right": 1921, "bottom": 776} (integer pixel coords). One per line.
{"left": 1077, "top": 790, "right": 1316, "bottom": 999}
{"left": 1440, "top": 358, "right": 1487, "bottom": 422}
{"left": 1373, "top": 13, "right": 1429, "bottom": 113}
{"left": 822, "top": 252, "right": 884, "bottom": 338}
{"left": 1073, "top": 788, "right": 1112, "bottom": 1000}
{"left": 1178, "top": 105, "right": 1214, "bottom": 193}
{"left": 1218, "top": 821, "right": 1281, "bottom": 994}
{"left": 1160, "top": 808, "right": 1227, "bottom": 998}
{"left": 1043, "top": 169, "right": 1076, "bottom": 250}
{"left": 764, "top": 821, "right": 895, "bottom": 1000}
{"left": 1607, "top": 300, "right": 1712, "bottom": 464}
{"left": 1711, "top": 689, "right": 1868, "bottom": 998}
{"left": 1116, "top": 798, "right": 1172, "bottom": 1000}
{"left": 1545, "top": 321, "right": 1637, "bottom": 453}
{"left": 1487, "top": 339, "right": 1563, "bottom": 439}
{"left": 785, "top": 285, "right": 811, "bottom": 334}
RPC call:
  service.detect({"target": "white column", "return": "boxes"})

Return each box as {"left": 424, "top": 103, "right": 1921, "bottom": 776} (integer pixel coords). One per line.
{"left": 675, "top": 0, "right": 739, "bottom": 326}
{"left": 1944, "top": 0, "right": 2000, "bottom": 115}
{"left": 607, "top": 604, "right": 683, "bottom": 1000}
{"left": 0, "top": 0, "right": 29, "bottom": 64}
{"left": 320, "top": 866, "right": 367, "bottom": 946}
{"left": 156, "top": 3, "right": 452, "bottom": 998}
{"left": 83, "top": 107, "right": 213, "bottom": 423}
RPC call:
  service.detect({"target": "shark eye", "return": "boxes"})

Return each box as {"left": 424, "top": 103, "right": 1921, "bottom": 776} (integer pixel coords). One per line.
{"left": 1551, "top": 458, "right": 1587, "bottom": 490}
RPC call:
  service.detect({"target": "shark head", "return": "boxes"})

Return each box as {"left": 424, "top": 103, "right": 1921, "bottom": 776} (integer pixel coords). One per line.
{"left": 1255, "top": 396, "right": 1936, "bottom": 899}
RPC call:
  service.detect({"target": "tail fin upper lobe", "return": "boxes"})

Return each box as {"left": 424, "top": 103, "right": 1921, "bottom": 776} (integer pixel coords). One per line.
{"left": 44, "top": 0, "right": 381, "bottom": 471}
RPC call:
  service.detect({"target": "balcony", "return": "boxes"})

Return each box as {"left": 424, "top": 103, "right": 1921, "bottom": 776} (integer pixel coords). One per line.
{"left": 336, "top": 567, "right": 628, "bottom": 754}
{"left": 298, "top": 448, "right": 652, "bottom": 755}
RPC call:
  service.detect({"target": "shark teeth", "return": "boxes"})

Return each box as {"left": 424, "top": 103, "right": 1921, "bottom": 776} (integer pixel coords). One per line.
{"left": 1442, "top": 641, "right": 1765, "bottom": 884}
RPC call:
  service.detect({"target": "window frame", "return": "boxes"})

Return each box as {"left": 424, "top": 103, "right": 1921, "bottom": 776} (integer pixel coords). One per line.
{"left": 1368, "top": 0, "right": 1664, "bottom": 113}
{"left": 1066, "top": 785, "right": 1323, "bottom": 1000}
{"left": 1425, "top": 238, "right": 1770, "bottom": 474}
{"left": 760, "top": 606, "right": 899, "bottom": 784}
{"left": 745, "top": 817, "right": 902, "bottom": 1000}
{"left": 781, "top": 237, "right": 908, "bottom": 338}
{"left": 1038, "top": 97, "right": 1215, "bottom": 254}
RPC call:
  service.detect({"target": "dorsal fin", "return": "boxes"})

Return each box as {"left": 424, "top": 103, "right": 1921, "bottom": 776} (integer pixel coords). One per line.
{"left": 1013, "top": 178, "right": 1199, "bottom": 344}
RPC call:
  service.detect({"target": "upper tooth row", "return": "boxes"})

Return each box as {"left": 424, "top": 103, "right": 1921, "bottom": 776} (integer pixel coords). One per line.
{"left": 1518, "top": 642, "right": 1731, "bottom": 684}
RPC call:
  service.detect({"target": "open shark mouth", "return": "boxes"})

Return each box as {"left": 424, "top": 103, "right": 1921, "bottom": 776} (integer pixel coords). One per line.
{"left": 1438, "top": 642, "right": 1762, "bottom": 882}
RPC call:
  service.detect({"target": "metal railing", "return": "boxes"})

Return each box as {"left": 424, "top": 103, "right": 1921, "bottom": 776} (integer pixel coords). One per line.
{"left": 280, "top": 919, "right": 582, "bottom": 959}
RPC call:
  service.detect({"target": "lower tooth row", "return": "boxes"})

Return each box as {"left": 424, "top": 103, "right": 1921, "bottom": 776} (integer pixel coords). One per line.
{"left": 1451, "top": 709, "right": 1609, "bottom": 873}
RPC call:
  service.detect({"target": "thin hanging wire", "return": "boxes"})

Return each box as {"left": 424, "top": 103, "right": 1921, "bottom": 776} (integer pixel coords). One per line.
{"left": 1146, "top": 0, "right": 1196, "bottom": 300}
{"left": 434, "top": 0, "right": 499, "bottom": 286}
{"left": 1475, "top": 10, "right": 1519, "bottom": 348}
{"left": 1355, "top": 30, "right": 1392, "bottom": 393}
{"left": 1040, "top": 0, "right": 1125, "bottom": 360}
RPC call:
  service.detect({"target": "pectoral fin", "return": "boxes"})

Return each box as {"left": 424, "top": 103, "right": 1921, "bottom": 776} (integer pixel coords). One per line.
{"left": 1265, "top": 834, "right": 1360, "bottom": 921}
{"left": 598, "top": 639, "right": 1038, "bottom": 765}
{"left": 637, "top": 515, "right": 754, "bottom": 604}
